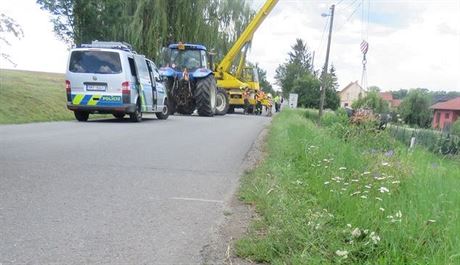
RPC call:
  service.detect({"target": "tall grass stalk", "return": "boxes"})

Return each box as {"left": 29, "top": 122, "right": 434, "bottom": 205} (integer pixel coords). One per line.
{"left": 237, "top": 109, "right": 460, "bottom": 264}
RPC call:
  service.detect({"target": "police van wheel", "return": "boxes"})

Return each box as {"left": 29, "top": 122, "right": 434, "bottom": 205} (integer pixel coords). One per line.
{"left": 129, "top": 101, "right": 142, "bottom": 122}
{"left": 74, "top": 111, "right": 89, "bottom": 122}
{"left": 156, "top": 99, "right": 170, "bottom": 120}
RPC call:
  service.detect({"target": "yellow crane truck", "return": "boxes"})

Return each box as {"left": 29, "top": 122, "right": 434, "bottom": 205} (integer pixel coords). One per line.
{"left": 213, "top": 0, "right": 278, "bottom": 114}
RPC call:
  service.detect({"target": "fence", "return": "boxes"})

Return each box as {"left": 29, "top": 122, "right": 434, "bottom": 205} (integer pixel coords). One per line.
{"left": 387, "top": 125, "right": 460, "bottom": 155}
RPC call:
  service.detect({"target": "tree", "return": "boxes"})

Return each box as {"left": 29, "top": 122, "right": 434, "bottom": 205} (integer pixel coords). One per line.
{"left": 321, "top": 64, "right": 340, "bottom": 110}
{"left": 398, "top": 89, "right": 432, "bottom": 128}
{"left": 275, "top": 38, "right": 313, "bottom": 97}
{"left": 257, "top": 66, "right": 275, "bottom": 96}
{"left": 275, "top": 38, "right": 339, "bottom": 109}
{"left": 368, "top": 86, "right": 380, "bottom": 93}
{"left": 352, "top": 91, "right": 389, "bottom": 114}
{"left": 37, "top": 0, "right": 254, "bottom": 60}
{"left": 0, "top": 13, "right": 24, "bottom": 67}
{"left": 392, "top": 89, "right": 408, "bottom": 100}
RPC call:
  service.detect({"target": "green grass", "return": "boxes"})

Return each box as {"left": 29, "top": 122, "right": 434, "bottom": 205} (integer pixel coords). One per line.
{"left": 0, "top": 69, "right": 75, "bottom": 124}
{"left": 236, "top": 109, "right": 460, "bottom": 264}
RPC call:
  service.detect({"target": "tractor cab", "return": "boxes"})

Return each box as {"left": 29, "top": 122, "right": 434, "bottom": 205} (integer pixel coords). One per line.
{"left": 161, "top": 43, "right": 210, "bottom": 74}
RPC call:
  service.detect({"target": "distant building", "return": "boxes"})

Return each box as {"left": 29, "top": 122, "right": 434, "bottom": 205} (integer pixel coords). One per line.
{"left": 379, "top": 92, "right": 401, "bottom": 109}
{"left": 430, "top": 97, "right": 460, "bottom": 130}
{"left": 338, "top": 81, "right": 366, "bottom": 108}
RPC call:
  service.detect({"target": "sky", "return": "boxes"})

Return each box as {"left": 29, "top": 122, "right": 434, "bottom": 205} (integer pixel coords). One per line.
{"left": 1, "top": 0, "right": 459, "bottom": 92}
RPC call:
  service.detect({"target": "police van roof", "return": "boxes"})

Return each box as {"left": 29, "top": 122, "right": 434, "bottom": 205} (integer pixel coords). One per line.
{"left": 77, "top": 41, "right": 135, "bottom": 53}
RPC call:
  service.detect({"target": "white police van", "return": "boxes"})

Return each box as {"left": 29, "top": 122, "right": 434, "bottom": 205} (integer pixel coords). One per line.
{"left": 66, "top": 41, "right": 169, "bottom": 122}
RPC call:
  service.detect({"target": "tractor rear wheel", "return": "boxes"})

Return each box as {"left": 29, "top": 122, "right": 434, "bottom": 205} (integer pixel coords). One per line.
{"left": 215, "top": 88, "right": 229, "bottom": 115}
{"left": 195, "top": 75, "right": 216, "bottom": 117}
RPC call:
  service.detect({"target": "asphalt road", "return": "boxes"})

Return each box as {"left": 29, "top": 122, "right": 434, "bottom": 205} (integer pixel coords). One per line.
{"left": 0, "top": 113, "right": 271, "bottom": 264}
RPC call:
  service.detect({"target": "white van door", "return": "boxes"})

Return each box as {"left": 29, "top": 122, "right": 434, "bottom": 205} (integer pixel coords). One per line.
{"left": 133, "top": 55, "right": 153, "bottom": 111}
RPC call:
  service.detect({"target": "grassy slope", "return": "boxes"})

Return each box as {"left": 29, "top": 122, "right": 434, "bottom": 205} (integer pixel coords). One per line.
{"left": 237, "top": 109, "right": 460, "bottom": 264}
{"left": 0, "top": 69, "right": 73, "bottom": 124}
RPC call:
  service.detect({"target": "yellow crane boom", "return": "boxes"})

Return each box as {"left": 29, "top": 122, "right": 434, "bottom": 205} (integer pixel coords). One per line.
{"left": 214, "top": 0, "right": 278, "bottom": 113}
{"left": 214, "top": 0, "right": 278, "bottom": 78}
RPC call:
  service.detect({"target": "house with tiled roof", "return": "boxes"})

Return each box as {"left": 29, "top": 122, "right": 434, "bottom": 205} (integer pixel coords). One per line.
{"left": 338, "top": 81, "right": 366, "bottom": 108}
{"left": 379, "top": 92, "right": 401, "bottom": 109}
{"left": 430, "top": 97, "right": 460, "bottom": 129}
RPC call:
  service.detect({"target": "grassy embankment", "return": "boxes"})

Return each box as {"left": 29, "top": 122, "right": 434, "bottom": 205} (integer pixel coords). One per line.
{"left": 236, "top": 109, "right": 460, "bottom": 264}
{"left": 0, "top": 69, "right": 74, "bottom": 124}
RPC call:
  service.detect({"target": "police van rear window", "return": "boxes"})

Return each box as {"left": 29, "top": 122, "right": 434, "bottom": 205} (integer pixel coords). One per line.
{"left": 69, "top": 51, "right": 122, "bottom": 74}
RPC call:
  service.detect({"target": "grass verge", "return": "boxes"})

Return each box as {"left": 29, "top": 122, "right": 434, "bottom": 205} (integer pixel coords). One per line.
{"left": 236, "top": 109, "right": 460, "bottom": 264}
{"left": 0, "top": 69, "right": 75, "bottom": 124}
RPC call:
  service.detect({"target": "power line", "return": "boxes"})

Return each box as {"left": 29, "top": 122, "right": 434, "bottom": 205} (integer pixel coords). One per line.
{"left": 315, "top": 18, "right": 329, "bottom": 70}
{"left": 336, "top": 0, "right": 362, "bottom": 32}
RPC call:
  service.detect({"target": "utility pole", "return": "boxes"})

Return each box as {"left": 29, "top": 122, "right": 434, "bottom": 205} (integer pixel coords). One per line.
{"left": 318, "top": 4, "right": 335, "bottom": 119}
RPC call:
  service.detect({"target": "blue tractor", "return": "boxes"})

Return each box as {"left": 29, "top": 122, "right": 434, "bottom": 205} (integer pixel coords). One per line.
{"left": 159, "top": 43, "right": 229, "bottom": 116}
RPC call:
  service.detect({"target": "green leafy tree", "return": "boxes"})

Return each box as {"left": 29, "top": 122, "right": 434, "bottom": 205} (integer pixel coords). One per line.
{"left": 392, "top": 89, "right": 408, "bottom": 100}
{"left": 291, "top": 73, "right": 320, "bottom": 108}
{"left": 368, "top": 86, "right": 380, "bottom": 93}
{"left": 275, "top": 39, "right": 339, "bottom": 109}
{"left": 275, "top": 38, "right": 313, "bottom": 97}
{"left": 452, "top": 120, "right": 460, "bottom": 136}
{"left": 352, "top": 91, "right": 389, "bottom": 114}
{"left": 37, "top": 0, "right": 254, "bottom": 60}
{"left": 0, "top": 13, "right": 24, "bottom": 66}
{"left": 257, "top": 66, "right": 275, "bottom": 96}
{"left": 321, "top": 65, "right": 340, "bottom": 110}
{"left": 398, "top": 89, "right": 432, "bottom": 128}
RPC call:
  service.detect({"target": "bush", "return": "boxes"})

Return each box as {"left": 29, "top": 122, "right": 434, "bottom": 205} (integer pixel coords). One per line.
{"left": 452, "top": 120, "right": 460, "bottom": 136}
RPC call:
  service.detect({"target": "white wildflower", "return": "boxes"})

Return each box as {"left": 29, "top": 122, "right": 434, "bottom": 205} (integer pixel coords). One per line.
{"left": 324, "top": 181, "right": 330, "bottom": 185}
{"left": 392, "top": 181, "right": 400, "bottom": 184}
{"left": 344, "top": 182, "right": 349, "bottom": 186}
{"left": 341, "top": 188, "right": 347, "bottom": 191}
{"left": 363, "top": 229, "right": 369, "bottom": 234}
{"left": 351, "top": 228, "right": 361, "bottom": 238}
{"left": 363, "top": 171, "right": 371, "bottom": 175}
{"left": 379, "top": 187, "right": 390, "bottom": 193}
{"left": 382, "top": 162, "right": 389, "bottom": 166}
{"left": 395, "top": 210, "right": 402, "bottom": 218}
{"left": 360, "top": 195, "right": 368, "bottom": 199}
{"left": 375, "top": 197, "right": 383, "bottom": 201}
{"left": 347, "top": 224, "right": 352, "bottom": 228}
{"left": 335, "top": 250, "right": 349, "bottom": 258}
{"left": 370, "top": 232, "right": 381, "bottom": 244}
{"left": 365, "top": 185, "right": 372, "bottom": 189}
{"left": 339, "top": 167, "right": 347, "bottom": 170}
{"left": 427, "top": 219, "right": 436, "bottom": 224}
{"left": 325, "top": 166, "right": 329, "bottom": 169}
{"left": 351, "top": 179, "right": 359, "bottom": 182}
{"left": 379, "top": 207, "right": 385, "bottom": 212}
{"left": 350, "top": 191, "right": 361, "bottom": 196}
